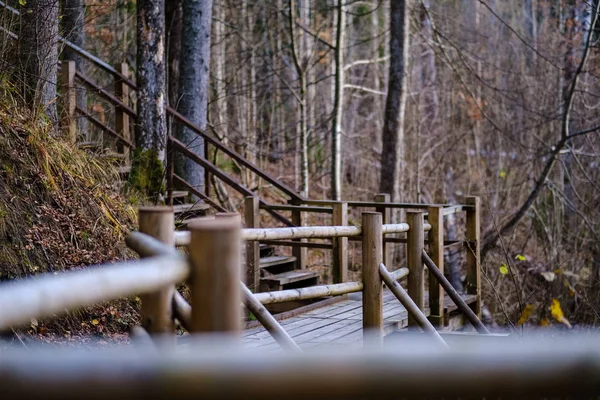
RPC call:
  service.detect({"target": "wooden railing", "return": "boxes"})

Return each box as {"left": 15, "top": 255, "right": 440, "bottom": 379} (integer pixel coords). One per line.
{"left": 0, "top": 206, "right": 484, "bottom": 348}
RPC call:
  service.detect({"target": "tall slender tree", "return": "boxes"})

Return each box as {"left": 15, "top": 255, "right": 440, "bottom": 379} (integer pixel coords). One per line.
{"left": 18, "top": 0, "right": 59, "bottom": 123}
{"left": 379, "top": 0, "right": 409, "bottom": 202}
{"left": 175, "top": 0, "right": 213, "bottom": 193}
{"left": 133, "top": 0, "right": 167, "bottom": 197}
{"left": 331, "top": 0, "right": 345, "bottom": 200}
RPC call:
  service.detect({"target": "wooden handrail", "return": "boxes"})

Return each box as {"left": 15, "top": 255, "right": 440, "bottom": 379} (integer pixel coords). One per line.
{"left": 0, "top": 255, "right": 187, "bottom": 330}
{"left": 261, "top": 204, "right": 333, "bottom": 214}
{"left": 169, "top": 137, "right": 294, "bottom": 227}
{"left": 422, "top": 250, "right": 490, "bottom": 334}
{"left": 173, "top": 174, "right": 227, "bottom": 213}
{"left": 254, "top": 267, "right": 408, "bottom": 305}
{"left": 259, "top": 240, "right": 333, "bottom": 250}
{"left": 304, "top": 200, "right": 473, "bottom": 209}
{"left": 75, "top": 71, "right": 137, "bottom": 119}
{"left": 76, "top": 107, "right": 135, "bottom": 149}
{"left": 168, "top": 107, "right": 304, "bottom": 202}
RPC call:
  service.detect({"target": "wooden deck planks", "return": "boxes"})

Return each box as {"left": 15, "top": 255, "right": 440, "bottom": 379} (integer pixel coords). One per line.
{"left": 241, "top": 289, "right": 476, "bottom": 349}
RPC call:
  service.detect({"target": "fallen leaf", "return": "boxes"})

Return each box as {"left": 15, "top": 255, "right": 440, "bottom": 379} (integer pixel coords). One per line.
{"left": 540, "top": 271, "right": 556, "bottom": 282}
{"left": 91, "top": 319, "right": 100, "bottom": 325}
{"left": 550, "top": 299, "right": 572, "bottom": 329}
{"left": 517, "top": 304, "right": 535, "bottom": 325}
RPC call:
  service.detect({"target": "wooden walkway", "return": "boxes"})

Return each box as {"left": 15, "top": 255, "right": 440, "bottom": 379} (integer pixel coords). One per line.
{"left": 242, "top": 290, "right": 477, "bottom": 350}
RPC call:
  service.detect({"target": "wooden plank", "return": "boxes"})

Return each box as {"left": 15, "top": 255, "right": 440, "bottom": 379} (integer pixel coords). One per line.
{"left": 244, "top": 196, "right": 260, "bottom": 292}
{"left": 262, "top": 204, "right": 333, "bottom": 214}
{"left": 75, "top": 71, "right": 137, "bottom": 118}
{"left": 259, "top": 240, "right": 333, "bottom": 250}
{"left": 173, "top": 174, "right": 226, "bottom": 213}
{"left": 261, "top": 270, "right": 319, "bottom": 286}
{"left": 374, "top": 194, "right": 391, "bottom": 267}
{"left": 291, "top": 201, "right": 307, "bottom": 270}
{"left": 259, "top": 256, "right": 297, "bottom": 269}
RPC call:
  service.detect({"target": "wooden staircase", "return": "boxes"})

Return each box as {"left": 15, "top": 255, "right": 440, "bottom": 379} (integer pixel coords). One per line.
{"left": 258, "top": 245, "right": 318, "bottom": 292}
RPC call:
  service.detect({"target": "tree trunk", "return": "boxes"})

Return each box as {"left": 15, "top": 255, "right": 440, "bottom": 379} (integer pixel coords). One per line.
{"left": 166, "top": 0, "right": 183, "bottom": 108}
{"left": 175, "top": 0, "right": 213, "bottom": 195}
{"left": 379, "top": 0, "right": 408, "bottom": 202}
{"left": 133, "top": 0, "right": 167, "bottom": 198}
{"left": 61, "top": 0, "right": 88, "bottom": 138}
{"left": 19, "top": 0, "right": 59, "bottom": 123}
{"left": 331, "top": 0, "right": 345, "bottom": 200}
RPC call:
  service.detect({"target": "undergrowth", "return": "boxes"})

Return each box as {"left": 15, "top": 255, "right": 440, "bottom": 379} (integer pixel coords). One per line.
{"left": 0, "top": 80, "right": 141, "bottom": 343}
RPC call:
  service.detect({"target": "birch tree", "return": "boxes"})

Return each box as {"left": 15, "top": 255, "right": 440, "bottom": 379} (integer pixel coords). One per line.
{"left": 331, "top": 0, "right": 345, "bottom": 200}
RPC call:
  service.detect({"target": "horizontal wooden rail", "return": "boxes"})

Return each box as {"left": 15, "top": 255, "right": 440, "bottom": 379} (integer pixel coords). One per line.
{"left": 0, "top": 255, "right": 188, "bottom": 330}
{"left": 168, "top": 107, "right": 304, "bottom": 202}
{"left": 259, "top": 240, "right": 333, "bottom": 250}
{"left": 2, "top": 338, "right": 600, "bottom": 399}
{"left": 75, "top": 71, "right": 137, "bottom": 119}
{"left": 381, "top": 223, "right": 410, "bottom": 233}
{"left": 261, "top": 204, "right": 333, "bottom": 214}
{"left": 304, "top": 200, "right": 472, "bottom": 210}
{"left": 422, "top": 250, "right": 490, "bottom": 334}
{"left": 75, "top": 107, "right": 135, "bottom": 149}
{"left": 254, "top": 267, "right": 408, "bottom": 305}
{"left": 175, "top": 223, "right": 427, "bottom": 246}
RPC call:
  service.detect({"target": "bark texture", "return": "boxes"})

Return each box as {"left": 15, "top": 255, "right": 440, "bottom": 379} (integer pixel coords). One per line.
{"left": 175, "top": 0, "right": 213, "bottom": 193}
{"left": 136, "top": 0, "right": 167, "bottom": 156}
{"left": 19, "top": 0, "right": 59, "bottom": 123}
{"left": 379, "top": 0, "right": 409, "bottom": 201}
{"left": 331, "top": 0, "right": 345, "bottom": 200}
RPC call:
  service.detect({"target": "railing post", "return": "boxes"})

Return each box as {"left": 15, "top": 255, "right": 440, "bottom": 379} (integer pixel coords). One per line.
{"left": 291, "top": 201, "right": 307, "bottom": 269}
{"left": 60, "top": 60, "right": 77, "bottom": 144}
{"left": 427, "top": 206, "right": 444, "bottom": 328}
{"left": 466, "top": 196, "right": 482, "bottom": 317}
{"left": 362, "top": 211, "right": 383, "bottom": 344}
{"left": 188, "top": 214, "right": 242, "bottom": 333}
{"left": 245, "top": 196, "right": 260, "bottom": 291}
{"left": 166, "top": 137, "right": 174, "bottom": 206}
{"left": 406, "top": 211, "right": 425, "bottom": 329}
{"left": 375, "top": 193, "right": 391, "bottom": 267}
{"left": 114, "top": 62, "right": 131, "bottom": 162}
{"left": 137, "top": 207, "right": 175, "bottom": 340}
{"left": 332, "top": 201, "right": 348, "bottom": 283}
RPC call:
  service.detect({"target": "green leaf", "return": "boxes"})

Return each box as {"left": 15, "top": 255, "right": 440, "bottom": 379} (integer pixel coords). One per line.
{"left": 515, "top": 254, "right": 526, "bottom": 261}
{"left": 499, "top": 169, "right": 507, "bottom": 179}
{"left": 18, "top": 0, "right": 26, "bottom": 5}
{"left": 499, "top": 263, "right": 509, "bottom": 275}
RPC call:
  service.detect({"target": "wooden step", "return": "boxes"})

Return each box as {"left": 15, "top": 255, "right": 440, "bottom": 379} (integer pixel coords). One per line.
{"left": 260, "top": 270, "right": 318, "bottom": 292}
{"left": 259, "top": 255, "right": 296, "bottom": 275}
{"left": 171, "top": 191, "right": 188, "bottom": 199}
{"left": 259, "top": 244, "right": 275, "bottom": 258}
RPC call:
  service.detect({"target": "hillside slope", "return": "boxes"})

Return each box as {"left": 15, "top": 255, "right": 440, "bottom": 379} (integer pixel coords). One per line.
{"left": 0, "top": 89, "right": 140, "bottom": 342}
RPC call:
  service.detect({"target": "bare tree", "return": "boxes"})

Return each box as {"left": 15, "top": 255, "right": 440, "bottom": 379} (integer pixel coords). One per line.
{"left": 18, "top": 0, "right": 59, "bottom": 123}
{"left": 174, "top": 0, "right": 213, "bottom": 194}
{"left": 379, "top": 0, "right": 409, "bottom": 202}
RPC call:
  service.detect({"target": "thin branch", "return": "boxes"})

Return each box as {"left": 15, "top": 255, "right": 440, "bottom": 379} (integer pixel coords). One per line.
{"left": 343, "top": 84, "right": 386, "bottom": 96}
{"left": 343, "top": 56, "right": 389, "bottom": 71}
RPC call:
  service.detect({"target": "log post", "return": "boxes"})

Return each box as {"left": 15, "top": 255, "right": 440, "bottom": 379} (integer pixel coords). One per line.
{"left": 188, "top": 214, "right": 242, "bottom": 333}
{"left": 332, "top": 201, "right": 348, "bottom": 283}
{"left": 465, "top": 196, "right": 482, "bottom": 317}
{"left": 375, "top": 193, "right": 391, "bottom": 267}
{"left": 427, "top": 206, "right": 444, "bottom": 328}
{"left": 166, "top": 137, "right": 174, "bottom": 206}
{"left": 114, "top": 62, "right": 131, "bottom": 162}
{"left": 60, "top": 60, "right": 77, "bottom": 144}
{"left": 406, "top": 211, "right": 425, "bottom": 329}
{"left": 137, "top": 207, "right": 175, "bottom": 340}
{"left": 362, "top": 212, "right": 383, "bottom": 344}
{"left": 291, "top": 201, "right": 307, "bottom": 269}
{"left": 245, "top": 196, "right": 260, "bottom": 291}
